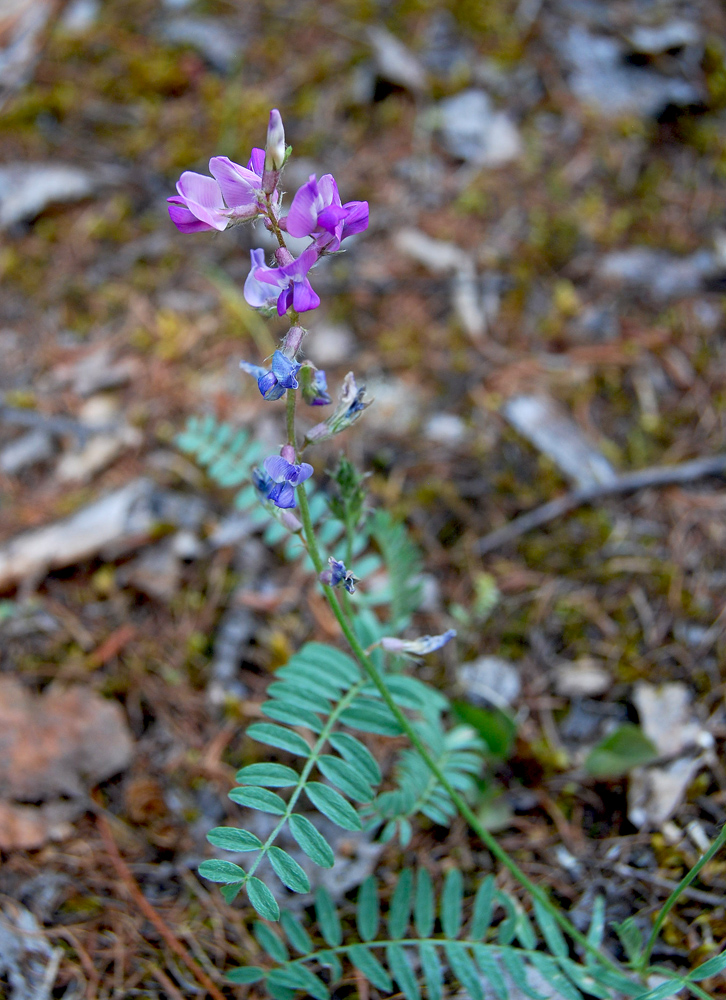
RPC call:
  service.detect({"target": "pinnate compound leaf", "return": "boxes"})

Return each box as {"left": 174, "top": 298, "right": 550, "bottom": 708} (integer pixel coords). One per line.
{"left": 315, "top": 887, "right": 342, "bottom": 947}
{"left": 206, "top": 827, "right": 262, "bottom": 852}
{"left": 235, "top": 762, "right": 299, "bottom": 787}
{"left": 533, "top": 899, "right": 568, "bottom": 958}
{"left": 414, "top": 868, "right": 435, "bottom": 938}
{"left": 268, "top": 846, "right": 310, "bottom": 893}
{"left": 472, "top": 876, "right": 495, "bottom": 939}
{"left": 587, "top": 895, "right": 606, "bottom": 954}
{"left": 254, "top": 921, "right": 288, "bottom": 962}
{"left": 246, "top": 877, "right": 280, "bottom": 921}
{"left": 227, "top": 966, "right": 265, "bottom": 984}
{"left": 357, "top": 875, "right": 379, "bottom": 942}
{"left": 388, "top": 868, "right": 413, "bottom": 939}
{"left": 630, "top": 981, "right": 688, "bottom": 1000}
{"left": 446, "top": 943, "right": 484, "bottom": 1000}
{"left": 689, "top": 951, "right": 726, "bottom": 980}
{"left": 441, "top": 868, "right": 464, "bottom": 938}
{"left": 297, "top": 642, "right": 361, "bottom": 685}
{"left": 386, "top": 944, "right": 420, "bottom": 1000}
{"left": 262, "top": 701, "right": 324, "bottom": 733}
{"left": 280, "top": 911, "right": 313, "bottom": 955}
{"left": 420, "top": 942, "right": 443, "bottom": 1000}
{"left": 305, "top": 782, "right": 362, "bottom": 830}
{"left": 317, "top": 754, "right": 373, "bottom": 802}
{"left": 267, "top": 681, "right": 331, "bottom": 716}
{"left": 246, "top": 723, "right": 311, "bottom": 757}
{"left": 198, "top": 859, "right": 245, "bottom": 883}
{"left": 473, "top": 944, "right": 508, "bottom": 1000}
{"left": 220, "top": 883, "right": 243, "bottom": 904}
{"left": 559, "top": 958, "right": 611, "bottom": 1000}
{"left": 612, "top": 917, "right": 643, "bottom": 964}
{"left": 317, "top": 950, "right": 343, "bottom": 980}
{"left": 265, "top": 981, "right": 296, "bottom": 1000}
{"left": 348, "top": 945, "right": 393, "bottom": 992}
{"left": 329, "top": 732, "right": 382, "bottom": 785}
{"left": 228, "top": 786, "right": 287, "bottom": 814}
{"left": 288, "top": 814, "right": 335, "bottom": 868}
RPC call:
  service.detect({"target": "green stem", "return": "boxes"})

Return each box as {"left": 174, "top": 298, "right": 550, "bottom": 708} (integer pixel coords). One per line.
{"left": 286, "top": 386, "right": 297, "bottom": 449}
{"left": 295, "top": 482, "right": 622, "bottom": 975}
{"left": 638, "top": 822, "right": 726, "bottom": 972}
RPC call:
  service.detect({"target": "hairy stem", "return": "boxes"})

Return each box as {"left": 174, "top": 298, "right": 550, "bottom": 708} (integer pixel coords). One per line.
{"left": 295, "top": 476, "right": 624, "bottom": 975}
{"left": 286, "top": 386, "right": 297, "bottom": 449}
{"left": 638, "top": 822, "right": 726, "bottom": 972}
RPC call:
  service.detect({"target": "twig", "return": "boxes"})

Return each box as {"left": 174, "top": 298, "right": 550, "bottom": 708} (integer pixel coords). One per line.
{"left": 95, "top": 809, "right": 226, "bottom": 1000}
{"left": 477, "top": 454, "right": 726, "bottom": 554}
{"left": 147, "top": 963, "right": 190, "bottom": 1000}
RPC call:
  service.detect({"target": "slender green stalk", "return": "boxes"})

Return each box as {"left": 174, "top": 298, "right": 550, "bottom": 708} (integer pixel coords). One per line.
{"left": 295, "top": 478, "right": 624, "bottom": 976}
{"left": 286, "top": 385, "right": 297, "bottom": 449}
{"left": 638, "top": 822, "right": 726, "bottom": 972}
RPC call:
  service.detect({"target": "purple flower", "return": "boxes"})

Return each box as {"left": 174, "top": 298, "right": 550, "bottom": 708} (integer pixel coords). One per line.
{"left": 168, "top": 150, "right": 273, "bottom": 234}
{"left": 240, "top": 349, "right": 301, "bottom": 401}
{"left": 319, "top": 557, "right": 358, "bottom": 594}
{"left": 285, "top": 174, "right": 368, "bottom": 252}
{"left": 250, "top": 247, "right": 320, "bottom": 315}
{"left": 299, "top": 363, "right": 331, "bottom": 406}
{"left": 380, "top": 630, "right": 457, "bottom": 656}
{"left": 305, "top": 372, "right": 371, "bottom": 444}
{"left": 255, "top": 447, "right": 313, "bottom": 509}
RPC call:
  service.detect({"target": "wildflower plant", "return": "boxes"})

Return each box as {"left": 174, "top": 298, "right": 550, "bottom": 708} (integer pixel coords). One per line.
{"left": 172, "top": 111, "right": 726, "bottom": 999}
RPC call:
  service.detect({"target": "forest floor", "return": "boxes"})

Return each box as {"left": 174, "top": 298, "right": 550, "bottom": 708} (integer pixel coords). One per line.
{"left": 0, "top": 0, "right": 725, "bottom": 996}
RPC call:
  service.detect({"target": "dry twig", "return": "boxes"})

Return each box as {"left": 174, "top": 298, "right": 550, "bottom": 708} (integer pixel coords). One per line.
{"left": 95, "top": 808, "right": 226, "bottom": 1000}
{"left": 477, "top": 454, "right": 726, "bottom": 554}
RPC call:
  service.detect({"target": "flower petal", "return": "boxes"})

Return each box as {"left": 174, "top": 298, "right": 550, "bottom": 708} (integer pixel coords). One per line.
{"left": 277, "top": 287, "right": 293, "bottom": 316}
{"left": 258, "top": 371, "right": 284, "bottom": 400}
{"left": 239, "top": 359, "right": 269, "bottom": 380}
{"left": 268, "top": 482, "right": 296, "bottom": 508}
{"left": 247, "top": 147, "right": 265, "bottom": 176}
{"left": 167, "top": 197, "right": 215, "bottom": 233}
{"left": 271, "top": 351, "right": 300, "bottom": 388}
{"left": 317, "top": 203, "right": 347, "bottom": 235}
{"left": 292, "top": 278, "right": 320, "bottom": 313}
{"left": 264, "top": 455, "right": 294, "bottom": 482}
{"left": 285, "top": 175, "right": 320, "bottom": 238}
{"left": 176, "top": 171, "right": 227, "bottom": 230}
{"left": 244, "top": 249, "right": 278, "bottom": 308}
{"left": 341, "top": 200, "right": 369, "bottom": 238}
{"left": 287, "top": 462, "right": 314, "bottom": 486}
{"left": 209, "top": 155, "right": 261, "bottom": 209}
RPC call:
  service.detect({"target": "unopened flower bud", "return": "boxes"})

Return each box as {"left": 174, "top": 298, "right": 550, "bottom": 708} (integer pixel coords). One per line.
{"left": 275, "top": 246, "right": 294, "bottom": 267}
{"left": 280, "top": 444, "right": 296, "bottom": 463}
{"left": 281, "top": 325, "right": 306, "bottom": 359}
{"left": 380, "top": 630, "right": 456, "bottom": 656}
{"left": 265, "top": 109, "right": 286, "bottom": 171}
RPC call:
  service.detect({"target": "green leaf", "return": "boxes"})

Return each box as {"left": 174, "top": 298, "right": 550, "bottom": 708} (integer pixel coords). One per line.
{"left": 558, "top": 958, "right": 611, "bottom": 1000}
{"left": 262, "top": 701, "right": 324, "bottom": 733}
{"left": 446, "top": 943, "right": 483, "bottom": 1000}
{"left": 533, "top": 899, "right": 568, "bottom": 958}
{"left": 266, "top": 964, "right": 330, "bottom": 1000}
{"left": 388, "top": 869, "right": 413, "bottom": 939}
{"left": 690, "top": 951, "right": 726, "bottom": 980}
{"left": 587, "top": 895, "right": 606, "bottom": 953}
{"left": 317, "top": 950, "right": 342, "bottom": 980}
{"left": 528, "top": 953, "right": 583, "bottom": 1000}
{"left": 471, "top": 876, "right": 495, "bottom": 939}
{"left": 612, "top": 917, "right": 643, "bottom": 964}
{"left": 254, "top": 921, "right": 288, "bottom": 962}
{"left": 268, "top": 846, "right": 310, "bottom": 893}
{"left": 315, "top": 887, "right": 342, "bottom": 946}
{"left": 473, "top": 943, "right": 508, "bottom": 1000}
{"left": 452, "top": 701, "right": 517, "bottom": 759}
{"left": 206, "top": 827, "right": 262, "bottom": 852}
{"left": 329, "top": 732, "right": 382, "bottom": 785}
{"left": 276, "top": 665, "right": 342, "bottom": 699}
{"left": 246, "top": 877, "right": 280, "bottom": 921}
{"left": 220, "top": 883, "right": 243, "bottom": 904}
{"left": 414, "top": 868, "right": 435, "bottom": 938}
{"left": 198, "top": 859, "right": 245, "bottom": 884}
{"left": 296, "top": 642, "right": 361, "bottom": 685}
{"left": 288, "top": 814, "right": 335, "bottom": 868}
{"left": 235, "top": 763, "right": 299, "bottom": 787}
{"left": 264, "top": 980, "right": 295, "bottom": 1000}
{"left": 630, "top": 980, "right": 688, "bottom": 1000}
{"left": 305, "top": 782, "right": 362, "bottom": 831}
{"left": 387, "top": 944, "right": 421, "bottom": 1000}
{"left": 339, "top": 698, "right": 403, "bottom": 736}
{"left": 246, "top": 723, "right": 311, "bottom": 757}
{"left": 280, "top": 911, "right": 313, "bottom": 955}
{"left": 227, "top": 966, "right": 265, "bottom": 984}
{"left": 267, "top": 681, "right": 332, "bottom": 716}
{"left": 317, "top": 754, "right": 373, "bottom": 802}
{"left": 357, "top": 875, "right": 379, "bottom": 942}
{"left": 420, "top": 942, "right": 443, "bottom": 1000}
{"left": 348, "top": 945, "right": 393, "bottom": 992}
{"left": 228, "top": 787, "right": 287, "bottom": 814}
{"left": 441, "top": 869, "right": 464, "bottom": 939}
{"left": 587, "top": 966, "right": 644, "bottom": 996}
{"left": 501, "top": 950, "right": 548, "bottom": 1000}
{"left": 584, "top": 724, "right": 658, "bottom": 778}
